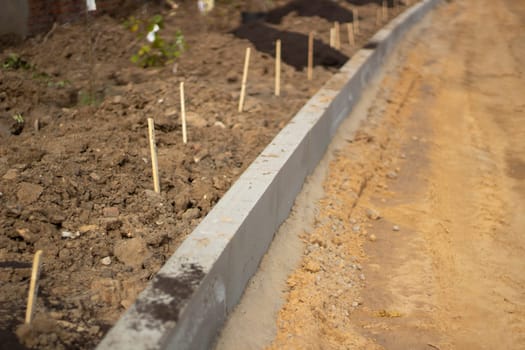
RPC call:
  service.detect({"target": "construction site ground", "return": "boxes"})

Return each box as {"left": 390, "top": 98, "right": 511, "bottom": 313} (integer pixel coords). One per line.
{"left": 217, "top": 0, "right": 525, "bottom": 349}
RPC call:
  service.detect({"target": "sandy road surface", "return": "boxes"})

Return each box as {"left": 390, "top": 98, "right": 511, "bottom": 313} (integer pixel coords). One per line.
{"left": 218, "top": 0, "right": 525, "bottom": 349}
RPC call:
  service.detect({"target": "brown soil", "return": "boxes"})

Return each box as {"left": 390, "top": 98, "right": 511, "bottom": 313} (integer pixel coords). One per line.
{"left": 267, "top": 0, "right": 525, "bottom": 349}
{"left": 0, "top": 1, "right": 412, "bottom": 349}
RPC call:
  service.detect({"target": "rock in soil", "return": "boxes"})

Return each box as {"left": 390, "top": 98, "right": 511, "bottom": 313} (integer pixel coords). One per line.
{"left": 113, "top": 237, "right": 150, "bottom": 268}
{"left": 365, "top": 208, "right": 381, "bottom": 220}
{"left": 16, "top": 182, "right": 44, "bottom": 205}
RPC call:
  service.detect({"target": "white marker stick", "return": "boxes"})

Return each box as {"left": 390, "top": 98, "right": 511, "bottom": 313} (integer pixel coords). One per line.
{"left": 25, "top": 250, "right": 43, "bottom": 324}
{"left": 86, "top": 0, "right": 96, "bottom": 11}
{"left": 180, "top": 82, "right": 187, "bottom": 144}
{"left": 238, "top": 47, "right": 251, "bottom": 112}
{"left": 307, "top": 32, "right": 314, "bottom": 81}
{"left": 147, "top": 118, "right": 160, "bottom": 193}
{"left": 275, "top": 39, "right": 281, "bottom": 96}
{"left": 347, "top": 23, "right": 355, "bottom": 47}
{"left": 329, "top": 27, "right": 335, "bottom": 48}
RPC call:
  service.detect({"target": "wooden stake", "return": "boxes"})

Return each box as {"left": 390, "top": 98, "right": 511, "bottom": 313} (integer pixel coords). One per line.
{"left": 376, "top": 7, "right": 382, "bottom": 26}
{"left": 353, "top": 8, "right": 359, "bottom": 35}
{"left": 329, "top": 27, "right": 335, "bottom": 48}
{"left": 180, "top": 82, "right": 187, "bottom": 144}
{"left": 307, "top": 32, "right": 314, "bottom": 81}
{"left": 147, "top": 118, "right": 160, "bottom": 193}
{"left": 383, "top": 1, "right": 388, "bottom": 21}
{"left": 346, "top": 23, "right": 355, "bottom": 47}
{"left": 334, "top": 21, "right": 341, "bottom": 50}
{"left": 25, "top": 250, "right": 43, "bottom": 324}
{"left": 238, "top": 47, "right": 251, "bottom": 112}
{"left": 275, "top": 39, "right": 281, "bottom": 96}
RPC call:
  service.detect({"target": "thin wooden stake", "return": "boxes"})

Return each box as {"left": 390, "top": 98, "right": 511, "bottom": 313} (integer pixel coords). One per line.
{"left": 353, "top": 8, "right": 359, "bottom": 35}
{"left": 180, "top": 82, "right": 187, "bottom": 144}
{"left": 147, "top": 118, "right": 160, "bottom": 193}
{"left": 346, "top": 23, "right": 355, "bottom": 47}
{"left": 383, "top": 1, "right": 388, "bottom": 21}
{"left": 275, "top": 39, "right": 281, "bottom": 96}
{"left": 334, "top": 21, "right": 341, "bottom": 50}
{"left": 25, "top": 250, "right": 43, "bottom": 324}
{"left": 329, "top": 27, "right": 335, "bottom": 48}
{"left": 307, "top": 32, "right": 314, "bottom": 81}
{"left": 238, "top": 47, "right": 251, "bottom": 112}
{"left": 376, "top": 7, "right": 382, "bottom": 26}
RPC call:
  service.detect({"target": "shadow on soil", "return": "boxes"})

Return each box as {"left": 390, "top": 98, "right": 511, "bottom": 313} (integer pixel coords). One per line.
{"left": 241, "top": 0, "right": 398, "bottom": 25}
{"left": 232, "top": 22, "right": 348, "bottom": 70}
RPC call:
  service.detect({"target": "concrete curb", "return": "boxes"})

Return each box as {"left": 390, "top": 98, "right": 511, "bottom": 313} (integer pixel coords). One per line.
{"left": 97, "top": 1, "right": 440, "bottom": 349}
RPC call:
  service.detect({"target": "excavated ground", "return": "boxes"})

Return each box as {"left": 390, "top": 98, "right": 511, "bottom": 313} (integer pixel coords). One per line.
{"left": 219, "top": 0, "right": 525, "bottom": 349}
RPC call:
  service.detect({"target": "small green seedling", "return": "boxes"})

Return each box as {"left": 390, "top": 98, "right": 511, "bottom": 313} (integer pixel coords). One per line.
{"left": 126, "top": 15, "right": 186, "bottom": 68}
{"left": 2, "top": 54, "right": 32, "bottom": 70}
{"left": 12, "top": 113, "right": 24, "bottom": 124}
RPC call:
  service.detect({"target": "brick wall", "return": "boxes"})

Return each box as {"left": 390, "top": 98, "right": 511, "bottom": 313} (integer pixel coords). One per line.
{"left": 27, "top": 0, "right": 149, "bottom": 36}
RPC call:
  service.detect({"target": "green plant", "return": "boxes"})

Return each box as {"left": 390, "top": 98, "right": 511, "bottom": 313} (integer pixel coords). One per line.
{"left": 2, "top": 53, "right": 32, "bottom": 70}
{"left": 123, "top": 15, "right": 141, "bottom": 32}
{"left": 12, "top": 113, "right": 24, "bottom": 124}
{"left": 126, "top": 15, "right": 186, "bottom": 68}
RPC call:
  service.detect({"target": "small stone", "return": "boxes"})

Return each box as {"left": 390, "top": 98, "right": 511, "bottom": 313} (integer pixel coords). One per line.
{"left": 16, "top": 228, "right": 37, "bottom": 243}
{"left": 400, "top": 153, "right": 407, "bottom": 159}
{"left": 352, "top": 224, "right": 361, "bottom": 232}
{"left": 144, "top": 231, "right": 168, "bottom": 246}
{"left": 89, "top": 172, "right": 101, "bottom": 181}
{"left": 182, "top": 208, "right": 200, "bottom": 221}
{"left": 359, "top": 273, "right": 365, "bottom": 280}
{"left": 186, "top": 112, "right": 207, "bottom": 128}
{"left": 17, "top": 182, "right": 44, "bottom": 205}
{"left": 103, "top": 207, "right": 120, "bottom": 217}
{"left": 365, "top": 208, "right": 381, "bottom": 220}
{"left": 305, "top": 260, "right": 321, "bottom": 273}
{"left": 47, "top": 209, "right": 66, "bottom": 225}
{"left": 114, "top": 237, "right": 150, "bottom": 268}
{"left": 386, "top": 171, "right": 398, "bottom": 179}
{"left": 100, "top": 256, "right": 112, "bottom": 266}
{"left": 369, "top": 234, "right": 377, "bottom": 242}
{"left": 79, "top": 224, "right": 98, "bottom": 233}
{"left": 352, "top": 301, "right": 360, "bottom": 307}
{"left": 213, "top": 121, "right": 226, "bottom": 129}
{"left": 226, "top": 70, "right": 238, "bottom": 83}
{"left": 144, "top": 189, "right": 161, "bottom": 199}
{"left": 61, "top": 230, "right": 80, "bottom": 239}
{"left": 393, "top": 225, "right": 400, "bottom": 231}
{"left": 2, "top": 169, "right": 18, "bottom": 180}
